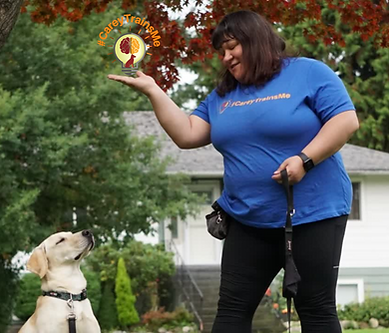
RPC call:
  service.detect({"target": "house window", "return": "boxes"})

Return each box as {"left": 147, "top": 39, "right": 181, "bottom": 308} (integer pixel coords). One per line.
{"left": 192, "top": 190, "right": 213, "bottom": 205}
{"left": 170, "top": 216, "right": 178, "bottom": 239}
{"left": 350, "top": 182, "right": 361, "bottom": 220}
{"left": 336, "top": 279, "right": 365, "bottom": 307}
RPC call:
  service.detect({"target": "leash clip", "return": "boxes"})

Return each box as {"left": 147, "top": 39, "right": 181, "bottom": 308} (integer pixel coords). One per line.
{"left": 67, "top": 295, "right": 77, "bottom": 320}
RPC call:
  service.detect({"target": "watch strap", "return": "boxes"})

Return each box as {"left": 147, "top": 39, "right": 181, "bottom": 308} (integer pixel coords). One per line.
{"left": 298, "top": 152, "right": 314, "bottom": 172}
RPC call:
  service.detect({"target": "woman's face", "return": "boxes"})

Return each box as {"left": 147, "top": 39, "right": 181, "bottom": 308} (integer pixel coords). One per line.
{"left": 218, "top": 38, "right": 246, "bottom": 83}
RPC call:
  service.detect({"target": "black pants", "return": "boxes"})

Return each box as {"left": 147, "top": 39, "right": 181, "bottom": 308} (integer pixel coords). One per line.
{"left": 212, "top": 215, "right": 348, "bottom": 333}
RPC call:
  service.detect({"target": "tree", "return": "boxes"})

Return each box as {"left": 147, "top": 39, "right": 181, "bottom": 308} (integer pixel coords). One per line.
{"left": 0, "top": 0, "right": 24, "bottom": 49}
{"left": 97, "top": 280, "right": 119, "bottom": 330}
{"left": 0, "top": 1, "right": 388, "bottom": 90}
{"left": 0, "top": 14, "right": 202, "bottom": 333}
{"left": 0, "top": 3, "right": 202, "bottom": 261}
{"left": 280, "top": 3, "right": 389, "bottom": 152}
{"left": 14, "top": 269, "right": 102, "bottom": 321}
{"left": 0, "top": 259, "right": 17, "bottom": 333}
{"left": 14, "top": 273, "right": 41, "bottom": 321}
{"left": 115, "top": 257, "right": 140, "bottom": 328}
{"left": 81, "top": 268, "right": 102, "bottom": 315}
{"left": 86, "top": 241, "right": 176, "bottom": 315}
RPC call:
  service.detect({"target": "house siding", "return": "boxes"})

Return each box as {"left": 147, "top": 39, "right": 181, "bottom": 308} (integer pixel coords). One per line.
{"left": 341, "top": 175, "right": 389, "bottom": 268}
{"left": 339, "top": 267, "right": 389, "bottom": 297}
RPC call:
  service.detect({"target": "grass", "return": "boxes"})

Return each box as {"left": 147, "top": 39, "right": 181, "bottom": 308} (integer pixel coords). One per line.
{"left": 283, "top": 329, "right": 389, "bottom": 333}
{"left": 343, "top": 329, "right": 389, "bottom": 333}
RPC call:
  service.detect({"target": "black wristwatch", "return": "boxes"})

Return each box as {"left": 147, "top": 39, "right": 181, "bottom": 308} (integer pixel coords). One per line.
{"left": 298, "top": 152, "right": 315, "bottom": 172}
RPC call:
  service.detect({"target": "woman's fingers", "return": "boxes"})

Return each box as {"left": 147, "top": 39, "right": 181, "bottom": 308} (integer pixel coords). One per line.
{"left": 107, "top": 74, "right": 135, "bottom": 85}
{"left": 107, "top": 72, "right": 158, "bottom": 96}
{"left": 107, "top": 71, "right": 144, "bottom": 81}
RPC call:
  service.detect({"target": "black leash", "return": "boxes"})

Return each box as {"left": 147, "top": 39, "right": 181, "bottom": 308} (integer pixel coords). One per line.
{"left": 68, "top": 314, "right": 76, "bottom": 333}
{"left": 281, "top": 169, "right": 301, "bottom": 333}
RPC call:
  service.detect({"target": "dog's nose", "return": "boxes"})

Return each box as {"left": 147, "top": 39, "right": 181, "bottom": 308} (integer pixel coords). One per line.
{"left": 82, "top": 230, "right": 93, "bottom": 238}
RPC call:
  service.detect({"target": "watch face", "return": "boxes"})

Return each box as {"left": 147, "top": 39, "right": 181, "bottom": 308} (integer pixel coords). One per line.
{"left": 304, "top": 159, "right": 314, "bottom": 171}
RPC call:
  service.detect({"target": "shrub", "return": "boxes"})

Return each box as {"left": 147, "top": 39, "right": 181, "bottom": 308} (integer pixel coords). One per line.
{"left": 135, "top": 289, "right": 153, "bottom": 316}
{"left": 82, "top": 267, "right": 102, "bottom": 314}
{"left": 98, "top": 280, "right": 119, "bottom": 330}
{"left": 269, "top": 271, "right": 300, "bottom": 322}
{"left": 338, "top": 296, "right": 389, "bottom": 327}
{"left": 158, "top": 274, "right": 176, "bottom": 312}
{"left": 0, "top": 261, "right": 18, "bottom": 333}
{"left": 115, "top": 257, "right": 140, "bottom": 327}
{"left": 14, "top": 273, "right": 41, "bottom": 321}
{"left": 122, "top": 242, "right": 175, "bottom": 298}
{"left": 141, "top": 307, "right": 194, "bottom": 331}
{"left": 14, "top": 268, "right": 102, "bottom": 322}
{"left": 86, "top": 241, "right": 176, "bottom": 315}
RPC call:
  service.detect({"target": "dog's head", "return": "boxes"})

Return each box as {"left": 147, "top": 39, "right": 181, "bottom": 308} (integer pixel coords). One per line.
{"left": 26, "top": 230, "right": 95, "bottom": 279}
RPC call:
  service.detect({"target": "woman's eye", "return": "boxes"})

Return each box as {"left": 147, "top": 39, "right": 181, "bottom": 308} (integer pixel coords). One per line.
{"left": 56, "top": 238, "right": 65, "bottom": 245}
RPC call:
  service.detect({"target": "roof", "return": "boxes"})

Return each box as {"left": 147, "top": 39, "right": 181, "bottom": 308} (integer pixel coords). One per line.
{"left": 124, "top": 111, "right": 389, "bottom": 176}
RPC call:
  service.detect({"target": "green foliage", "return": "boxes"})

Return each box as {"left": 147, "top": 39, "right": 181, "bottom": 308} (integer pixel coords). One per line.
{"left": 343, "top": 328, "right": 389, "bottom": 333}
{"left": 0, "top": 260, "right": 17, "bottom": 333}
{"left": 140, "top": 307, "right": 194, "bottom": 331}
{"left": 87, "top": 241, "right": 175, "bottom": 302}
{"left": 158, "top": 274, "right": 176, "bottom": 312}
{"left": 122, "top": 242, "right": 175, "bottom": 295}
{"left": 14, "top": 273, "right": 41, "bottom": 321}
{"left": 115, "top": 257, "right": 140, "bottom": 327}
{"left": 338, "top": 296, "right": 389, "bottom": 327}
{"left": 98, "top": 280, "right": 119, "bottom": 330}
{"left": 1, "top": 4, "right": 201, "bottom": 318}
{"left": 87, "top": 241, "right": 176, "bottom": 315}
{"left": 170, "top": 56, "right": 222, "bottom": 111}
{"left": 269, "top": 271, "right": 299, "bottom": 322}
{"left": 82, "top": 267, "right": 102, "bottom": 314}
{"left": 1, "top": 2, "right": 150, "bottom": 111}
{"left": 14, "top": 268, "right": 101, "bottom": 322}
{"left": 131, "top": 323, "right": 200, "bottom": 333}
{"left": 0, "top": 0, "right": 202, "bottom": 264}
{"left": 280, "top": 3, "right": 389, "bottom": 152}
{"left": 85, "top": 243, "right": 119, "bottom": 283}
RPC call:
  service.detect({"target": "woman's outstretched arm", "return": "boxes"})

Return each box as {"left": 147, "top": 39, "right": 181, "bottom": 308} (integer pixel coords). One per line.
{"left": 108, "top": 71, "right": 211, "bottom": 149}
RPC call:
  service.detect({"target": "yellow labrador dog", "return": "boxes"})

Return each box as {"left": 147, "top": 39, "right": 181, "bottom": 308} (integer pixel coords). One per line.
{"left": 19, "top": 230, "right": 101, "bottom": 333}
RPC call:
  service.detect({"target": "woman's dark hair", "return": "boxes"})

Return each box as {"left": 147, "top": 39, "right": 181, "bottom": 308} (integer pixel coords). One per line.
{"left": 212, "top": 10, "right": 290, "bottom": 96}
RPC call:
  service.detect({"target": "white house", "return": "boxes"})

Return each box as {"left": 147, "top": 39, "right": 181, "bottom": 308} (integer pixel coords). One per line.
{"left": 125, "top": 111, "right": 389, "bottom": 307}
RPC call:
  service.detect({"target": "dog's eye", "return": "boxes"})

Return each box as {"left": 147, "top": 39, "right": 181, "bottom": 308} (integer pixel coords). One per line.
{"left": 56, "top": 238, "right": 65, "bottom": 245}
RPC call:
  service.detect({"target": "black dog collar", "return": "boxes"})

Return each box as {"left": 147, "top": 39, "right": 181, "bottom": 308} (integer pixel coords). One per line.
{"left": 42, "top": 289, "right": 87, "bottom": 302}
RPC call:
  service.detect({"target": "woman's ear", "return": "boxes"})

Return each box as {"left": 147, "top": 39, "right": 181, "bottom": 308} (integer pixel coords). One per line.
{"left": 26, "top": 245, "right": 48, "bottom": 279}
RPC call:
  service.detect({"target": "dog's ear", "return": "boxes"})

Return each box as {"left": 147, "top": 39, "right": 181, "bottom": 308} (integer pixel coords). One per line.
{"left": 27, "top": 245, "right": 48, "bottom": 279}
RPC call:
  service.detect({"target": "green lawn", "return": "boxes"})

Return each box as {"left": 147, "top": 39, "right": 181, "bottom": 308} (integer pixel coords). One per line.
{"left": 284, "top": 328, "right": 389, "bottom": 333}
{"left": 284, "top": 329, "right": 389, "bottom": 333}
{"left": 343, "top": 329, "right": 389, "bottom": 333}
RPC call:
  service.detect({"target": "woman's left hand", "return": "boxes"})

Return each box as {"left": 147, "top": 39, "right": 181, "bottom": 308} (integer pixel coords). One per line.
{"left": 272, "top": 156, "right": 306, "bottom": 185}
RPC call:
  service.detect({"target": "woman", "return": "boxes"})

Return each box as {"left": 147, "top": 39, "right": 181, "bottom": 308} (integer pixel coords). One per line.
{"left": 108, "top": 10, "right": 359, "bottom": 333}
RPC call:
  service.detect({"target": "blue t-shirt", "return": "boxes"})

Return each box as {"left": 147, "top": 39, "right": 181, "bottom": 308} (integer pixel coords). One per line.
{"left": 191, "top": 57, "right": 355, "bottom": 228}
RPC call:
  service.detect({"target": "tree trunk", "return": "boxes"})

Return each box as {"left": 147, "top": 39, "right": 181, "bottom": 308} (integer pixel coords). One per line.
{"left": 0, "top": 0, "right": 24, "bottom": 50}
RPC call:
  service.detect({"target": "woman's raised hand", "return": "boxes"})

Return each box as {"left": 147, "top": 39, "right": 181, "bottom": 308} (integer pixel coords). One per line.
{"left": 107, "top": 71, "right": 158, "bottom": 96}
